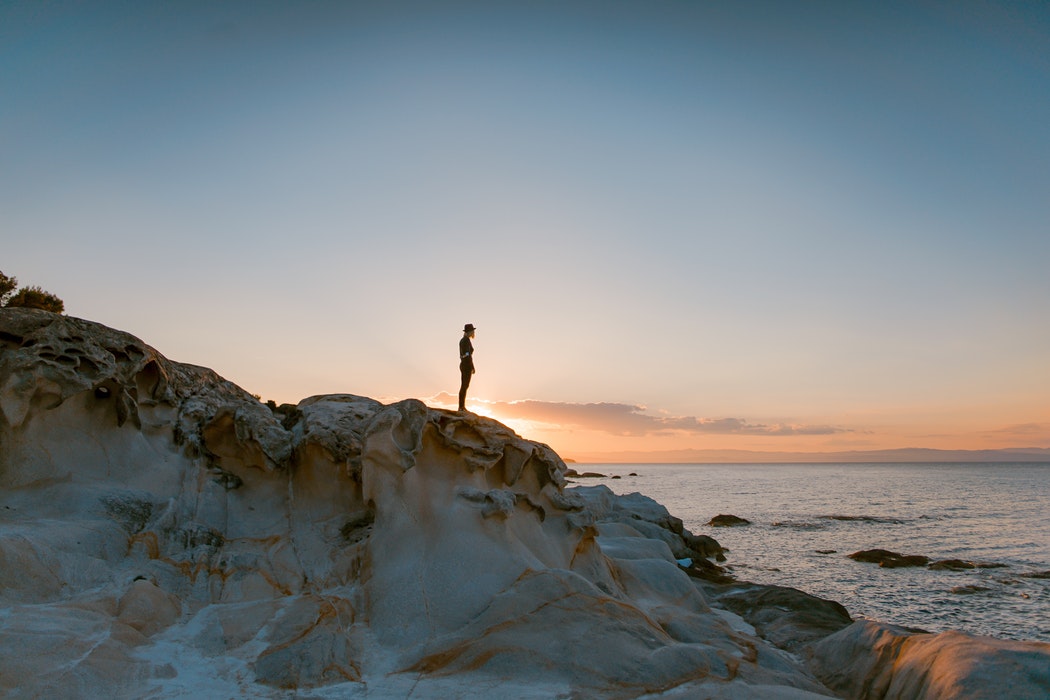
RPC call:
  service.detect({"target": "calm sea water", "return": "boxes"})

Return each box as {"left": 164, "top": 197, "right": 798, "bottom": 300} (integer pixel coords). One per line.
{"left": 586, "top": 462, "right": 1050, "bottom": 642}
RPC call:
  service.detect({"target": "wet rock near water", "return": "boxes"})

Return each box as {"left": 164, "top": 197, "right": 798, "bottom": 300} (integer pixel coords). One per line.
{"left": 678, "top": 556, "right": 735, "bottom": 585}
{"left": 563, "top": 469, "right": 634, "bottom": 480}
{"left": 707, "top": 513, "right": 751, "bottom": 527}
{"left": 928, "top": 558, "right": 977, "bottom": 571}
{"left": 684, "top": 531, "right": 728, "bottom": 562}
{"left": 563, "top": 468, "right": 608, "bottom": 478}
{"left": 849, "top": 550, "right": 1013, "bottom": 572}
{"left": 929, "top": 558, "right": 1008, "bottom": 571}
{"left": 848, "top": 549, "right": 930, "bottom": 568}
{"left": 708, "top": 582, "right": 854, "bottom": 654}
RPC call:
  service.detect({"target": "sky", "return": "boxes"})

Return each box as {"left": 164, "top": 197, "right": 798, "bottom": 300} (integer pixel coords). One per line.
{"left": 3, "top": 0, "right": 1049, "bottom": 461}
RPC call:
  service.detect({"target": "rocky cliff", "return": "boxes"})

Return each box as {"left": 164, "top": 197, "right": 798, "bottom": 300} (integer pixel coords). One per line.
{"left": 1, "top": 309, "right": 1047, "bottom": 699}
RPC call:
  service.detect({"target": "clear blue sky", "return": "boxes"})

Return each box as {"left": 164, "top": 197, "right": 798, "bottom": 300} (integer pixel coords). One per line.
{"left": 4, "top": 0, "right": 1048, "bottom": 457}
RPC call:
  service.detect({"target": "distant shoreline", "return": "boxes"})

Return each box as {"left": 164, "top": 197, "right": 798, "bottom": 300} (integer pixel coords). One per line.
{"left": 566, "top": 447, "right": 1050, "bottom": 465}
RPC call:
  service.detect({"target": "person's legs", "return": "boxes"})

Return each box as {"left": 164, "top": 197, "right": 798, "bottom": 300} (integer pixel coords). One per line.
{"left": 458, "top": 366, "right": 472, "bottom": 411}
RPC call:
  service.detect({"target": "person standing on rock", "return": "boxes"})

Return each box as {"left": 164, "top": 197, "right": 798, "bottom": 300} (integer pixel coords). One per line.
{"left": 458, "top": 323, "right": 476, "bottom": 412}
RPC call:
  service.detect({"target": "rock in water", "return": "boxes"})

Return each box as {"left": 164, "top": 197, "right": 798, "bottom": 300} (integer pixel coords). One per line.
{"left": 707, "top": 514, "right": 751, "bottom": 527}
{"left": 0, "top": 309, "right": 835, "bottom": 698}
{"left": 929, "top": 558, "right": 978, "bottom": 571}
{"left": 847, "top": 548, "right": 930, "bottom": 568}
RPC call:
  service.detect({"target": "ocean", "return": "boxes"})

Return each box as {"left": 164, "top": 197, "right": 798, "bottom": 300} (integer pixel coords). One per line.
{"left": 584, "top": 462, "right": 1050, "bottom": 643}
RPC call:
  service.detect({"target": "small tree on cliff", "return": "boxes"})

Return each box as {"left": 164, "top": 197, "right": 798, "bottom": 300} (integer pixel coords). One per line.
{"left": 0, "top": 271, "right": 65, "bottom": 313}
{"left": 0, "top": 271, "right": 16, "bottom": 306}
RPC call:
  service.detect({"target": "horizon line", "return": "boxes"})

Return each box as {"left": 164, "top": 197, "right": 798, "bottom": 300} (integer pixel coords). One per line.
{"left": 565, "top": 446, "right": 1050, "bottom": 465}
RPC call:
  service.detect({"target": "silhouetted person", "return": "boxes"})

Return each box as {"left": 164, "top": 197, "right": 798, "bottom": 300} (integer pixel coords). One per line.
{"left": 458, "top": 323, "right": 476, "bottom": 411}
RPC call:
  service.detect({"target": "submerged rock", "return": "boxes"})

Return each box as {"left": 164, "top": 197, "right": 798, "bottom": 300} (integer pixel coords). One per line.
{"left": 848, "top": 548, "right": 930, "bottom": 568}
{"left": 818, "top": 515, "right": 904, "bottom": 524}
{"left": 929, "top": 558, "right": 978, "bottom": 571}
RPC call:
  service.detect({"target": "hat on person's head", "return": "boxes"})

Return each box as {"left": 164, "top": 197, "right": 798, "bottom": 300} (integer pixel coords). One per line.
{"left": 463, "top": 323, "right": 476, "bottom": 332}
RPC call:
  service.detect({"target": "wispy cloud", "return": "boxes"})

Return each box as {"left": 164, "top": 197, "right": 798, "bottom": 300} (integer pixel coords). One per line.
{"left": 981, "top": 423, "right": 1050, "bottom": 447}
{"left": 986, "top": 423, "right": 1047, "bottom": 436}
{"left": 429, "top": 394, "right": 849, "bottom": 437}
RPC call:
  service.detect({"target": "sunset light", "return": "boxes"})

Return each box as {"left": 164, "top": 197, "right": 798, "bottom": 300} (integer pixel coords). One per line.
{"left": 4, "top": 1, "right": 1047, "bottom": 461}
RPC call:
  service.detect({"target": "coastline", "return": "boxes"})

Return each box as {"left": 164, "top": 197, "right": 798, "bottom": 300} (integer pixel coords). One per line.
{"left": 578, "top": 462, "right": 1050, "bottom": 644}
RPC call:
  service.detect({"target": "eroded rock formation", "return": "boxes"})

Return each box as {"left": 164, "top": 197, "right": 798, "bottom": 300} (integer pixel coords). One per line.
{"left": 808, "top": 621, "right": 1050, "bottom": 699}
{"left": 2, "top": 309, "right": 1047, "bottom": 699}
{"left": 0, "top": 310, "right": 833, "bottom": 698}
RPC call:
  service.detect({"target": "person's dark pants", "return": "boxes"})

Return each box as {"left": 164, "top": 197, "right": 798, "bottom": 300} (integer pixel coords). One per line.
{"left": 458, "top": 366, "right": 472, "bottom": 411}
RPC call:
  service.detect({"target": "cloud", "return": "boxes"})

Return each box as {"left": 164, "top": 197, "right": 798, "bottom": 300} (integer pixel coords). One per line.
{"left": 981, "top": 423, "right": 1050, "bottom": 447}
{"left": 428, "top": 394, "right": 850, "bottom": 437}
{"left": 986, "top": 422, "right": 1048, "bottom": 436}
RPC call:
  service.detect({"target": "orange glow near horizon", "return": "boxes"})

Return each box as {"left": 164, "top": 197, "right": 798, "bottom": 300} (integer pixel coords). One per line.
{"left": 7, "top": 2, "right": 1049, "bottom": 470}
{"left": 472, "top": 399, "right": 1050, "bottom": 463}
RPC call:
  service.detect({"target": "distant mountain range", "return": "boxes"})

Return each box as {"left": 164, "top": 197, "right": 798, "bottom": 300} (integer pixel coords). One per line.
{"left": 569, "top": 447, "right": 1050, "bottom": 464}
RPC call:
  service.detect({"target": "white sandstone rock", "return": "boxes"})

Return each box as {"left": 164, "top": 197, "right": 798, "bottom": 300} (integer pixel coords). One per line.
{"left": 0, "top": 310, "right": 872, "bottom": 697}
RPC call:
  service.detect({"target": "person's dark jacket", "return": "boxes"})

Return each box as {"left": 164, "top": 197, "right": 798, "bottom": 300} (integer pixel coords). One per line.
{"left": 459, "top": 336, "right": 474, "bottom": 373}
